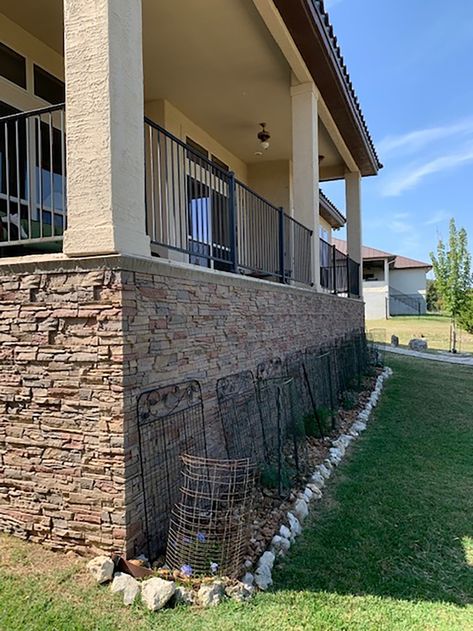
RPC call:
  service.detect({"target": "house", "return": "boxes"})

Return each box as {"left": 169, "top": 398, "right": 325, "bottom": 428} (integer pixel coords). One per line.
{"left": 333, "top": 239, "right": 432, "bottom": 319}
{"left": 0, "top": 0, "right": 381, "bottom": 556}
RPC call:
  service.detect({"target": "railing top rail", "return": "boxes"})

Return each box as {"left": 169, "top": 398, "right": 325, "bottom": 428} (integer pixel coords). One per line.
{"left": 0, "top": 103, "right": 65, "bottom": 123}
{"left": 285, "top": 213, "right": 313, "bottom": 235}
{"left": 144, "top": 115, "right": 231, "bottom": 178}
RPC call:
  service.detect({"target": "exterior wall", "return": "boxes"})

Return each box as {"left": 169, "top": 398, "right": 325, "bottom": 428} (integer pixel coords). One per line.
{"left": 0, "top": 13, "right": 64, "bottom": 111}
{"left": 0, "top": 262, "right": 126, "bottom": 554}
{"left": 0, "top": 255, "right": 364, "bottom": 556}
{"left": 247, "top": 159, "right": 291, "bottom": 211}
{"left": 145, "top": 99, "right": 248, "bottom": 182}
{"left": 389, "top": 268, "right": 427, "bottom": 296}
{"left": 363, "top": 282, "right": 388, "bottom": 320}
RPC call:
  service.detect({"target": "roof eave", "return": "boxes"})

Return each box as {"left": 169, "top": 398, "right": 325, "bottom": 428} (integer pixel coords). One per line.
{"left": 273, "top": 0, "right": 382, "bottom": 176}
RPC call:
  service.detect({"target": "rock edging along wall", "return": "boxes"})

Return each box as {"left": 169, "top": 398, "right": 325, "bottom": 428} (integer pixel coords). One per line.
{"left": 0, "top": 255, "right": 364, "bottom": 554}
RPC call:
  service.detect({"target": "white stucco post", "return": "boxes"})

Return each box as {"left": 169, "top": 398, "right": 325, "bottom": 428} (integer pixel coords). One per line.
{"left": 291, "top": 82, "right": 320, "bottom": 289}
{"left": 63, "top": 0, "right": 150, "bottom": 257}
{"left": 345, "top": 170, "right": 363, "bottom": 296}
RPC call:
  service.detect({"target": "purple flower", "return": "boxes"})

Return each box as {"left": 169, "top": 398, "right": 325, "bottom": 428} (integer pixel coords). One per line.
{"left": 180, "top": 564, "right": 193, "bottom": 577}
{"left": 210, "top": 562, "right": 219, "bottom": 574}
{"left": 196, "top": 532, "right": 206, "bottom": 543}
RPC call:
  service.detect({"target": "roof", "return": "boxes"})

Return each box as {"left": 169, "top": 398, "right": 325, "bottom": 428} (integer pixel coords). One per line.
{"left": 273, "top": 0, "right": 382, "bottom": 176}
{"left": 319, "top": 190, "right": 346, "bottom": 228}
{"left": 332, "top": 239, "right": 432, "bottom": 270}
{"left": 391, "top": 255, "right": 432, "bottom": 270}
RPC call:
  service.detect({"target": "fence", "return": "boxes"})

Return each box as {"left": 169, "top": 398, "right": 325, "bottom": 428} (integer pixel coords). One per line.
{"left": 0, "top": 104, "right": 66, "bottom": 248}
{"left": 144, "top": 118, "right": 313, "bottom": 286}
{"left": 320, "top": 237, "right": 361, "bottom": 297}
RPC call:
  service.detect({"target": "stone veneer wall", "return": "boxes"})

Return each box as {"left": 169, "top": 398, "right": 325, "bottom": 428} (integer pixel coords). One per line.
{"left": 0, "top": 255, "right": 364, "bottom": 556}
{"left": 120, "top": 258, "right": 364, "bottom": 556}
{"left": 0, "top": 262, "right": 126, "bottom": 554}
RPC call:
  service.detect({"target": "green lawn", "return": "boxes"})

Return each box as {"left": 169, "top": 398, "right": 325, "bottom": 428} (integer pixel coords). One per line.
{"left": 367, "top": 314, "right": 473, "bottom": 353}
{"left": 1, "top": 354, "right": 472, "bottom": 630}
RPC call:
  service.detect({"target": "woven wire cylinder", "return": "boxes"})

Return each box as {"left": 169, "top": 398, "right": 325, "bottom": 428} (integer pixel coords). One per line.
{"left": 166, "top": 455, "right": 255, "bottom": 577}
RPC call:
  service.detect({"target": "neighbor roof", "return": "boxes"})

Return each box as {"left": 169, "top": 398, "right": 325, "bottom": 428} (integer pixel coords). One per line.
{"left": 319, "top": 190, "right": 346, "bottom": 229}
{"left": 273, "top": 0, "right": 382, "bottom": 176}
{"left": 332, "top": 239, "right": 432, "bottom": 270}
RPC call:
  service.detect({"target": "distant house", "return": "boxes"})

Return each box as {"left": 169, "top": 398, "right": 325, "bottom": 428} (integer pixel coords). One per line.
{"left": 333, "top": 239, "right": 432, "bottom": 319}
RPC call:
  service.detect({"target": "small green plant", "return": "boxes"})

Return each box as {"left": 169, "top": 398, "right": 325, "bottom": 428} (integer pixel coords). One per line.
{"left": 260, "top": 462, "right": 294, "bottom": 490}
{"left": 364, "top": 365, "right": 377, "bottom": 378}
{"left": 303, "top": 406, "right": 333, "bottom": 437}
{"left": 341, "top": 390, "right": 358, "bottom": 410}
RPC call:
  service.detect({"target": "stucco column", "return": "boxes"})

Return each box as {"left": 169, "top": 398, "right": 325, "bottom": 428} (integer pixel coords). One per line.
{"left": 291, "top": 82, "right": 320, "bottom": 289}
{"left": 345, "top": 171, "right": 363, "bottom": 295}
{"left": 63, "top": 0, "right": 150, "bottom": 257}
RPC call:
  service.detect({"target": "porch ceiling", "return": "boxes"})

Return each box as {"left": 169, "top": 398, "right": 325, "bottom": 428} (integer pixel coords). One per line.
{"left": 142, "top": 0, "right": 341, "bottom": 167}
{"left": 1, "top": 0, "right": 345, "bottom": 170}
{"left": 1, "top": 0, "right": 63, "bottom": 54}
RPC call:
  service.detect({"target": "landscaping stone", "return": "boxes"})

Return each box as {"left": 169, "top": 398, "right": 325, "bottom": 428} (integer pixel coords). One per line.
{"left": 279, "top": 524, "right": 291, "bottom": 540}
{"left": 287, "top": 511, "right": 302, "bottom": 537}
{"left": 408, "top": 338, "right": 428, "bottom": 351}
{"left": 86, "top": 555, "right": 114, "bottom": 584}
{"left": 258, "top": 550, "right": 275, "bottom": 570}
{"left": 110, "top": 572, "right": 140, "bottom": 606}
{"left": 310, "top": 472, "right": 325, "bottom": 488}
{"left": 242, "top": 572, "right": 254, "bottom": 587}
{"left": 174, "top": 586, "right": 195, "bottom": 606}
{"left": 225, "top": 581, "right": 253, "bottom": 602}
{"left": 294, "top": 498, "right": 309, "bottom": 522}
{"left": 197, "top": 582, "right": 225, "bottom": 607}
{"left": 141, "top": 577, "right": 176, "bottom": 611}
{"left": 254, "top": 564, "right": 273, "bottom": 590}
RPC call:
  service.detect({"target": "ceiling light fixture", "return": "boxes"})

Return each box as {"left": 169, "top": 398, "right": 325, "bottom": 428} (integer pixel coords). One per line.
{"left": 257, "top": 122, "right": 271, "bottom": 151}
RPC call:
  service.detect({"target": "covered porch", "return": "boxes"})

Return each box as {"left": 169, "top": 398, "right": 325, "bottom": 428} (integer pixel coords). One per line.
{"left": 0, "top": 0, "right": 373, "bottom": 297}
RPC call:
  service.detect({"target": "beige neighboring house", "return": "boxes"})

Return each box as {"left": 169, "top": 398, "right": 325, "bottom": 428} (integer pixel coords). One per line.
{"left": 333, "top": 239, "right": 432, "bottom": 319}
{"left": 0, "top": 1, "right": 381, "bottom": 556}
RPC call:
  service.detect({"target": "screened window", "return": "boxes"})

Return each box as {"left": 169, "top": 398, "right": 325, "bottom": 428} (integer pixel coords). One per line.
{"left": 0, "top": 42, "right": 26, "bottom": 89}
{"left": 33, "top": 65, "right": 65, "bottom": 104}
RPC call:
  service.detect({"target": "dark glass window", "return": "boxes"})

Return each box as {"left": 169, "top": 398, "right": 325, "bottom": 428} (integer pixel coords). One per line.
{"left": 211, "top": 154, "right": 229, "bottom": 172}
{"left": 33, "top": 65, "right": 65, "bottom": 104}
{"left": 0, "top": 42, "right": 26, "bottom": 89}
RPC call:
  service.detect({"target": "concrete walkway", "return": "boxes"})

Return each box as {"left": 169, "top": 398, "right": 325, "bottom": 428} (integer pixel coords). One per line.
{"left": 378, "top": 344, "right": 473, "bottom": 366}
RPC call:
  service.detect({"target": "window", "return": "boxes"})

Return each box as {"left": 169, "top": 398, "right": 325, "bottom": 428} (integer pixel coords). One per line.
{"left": 0, "top": 42, "right": 26, "bottom": 89}
{"left": 33, "top": 65, "right": 65, "bottom": 104}
{"left": 211, "top": 154, "right": 229, "bottom": 172}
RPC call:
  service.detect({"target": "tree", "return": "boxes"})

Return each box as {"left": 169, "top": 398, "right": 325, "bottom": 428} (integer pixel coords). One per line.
{"left": 458, "top": 290, "right": 473, "bottom": 334}
{"left": 430, "top": 218, "right": 472, "bottom": 352}
{"left": 426, "top": 279, "right": 443, "bottom": 313}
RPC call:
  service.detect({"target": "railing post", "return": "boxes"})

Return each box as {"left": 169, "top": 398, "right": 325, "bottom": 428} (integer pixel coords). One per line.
{"left": 278, "top": 207, "right": 286, "bottom": 283}
{"left": 228, "top": 171, "right": 238, "bottom": 274}
{"left": 332, "top": 244, "right": 337, "bottom": 295}
{"left": 347, "top": 255, "right": 351, "bottom": 297}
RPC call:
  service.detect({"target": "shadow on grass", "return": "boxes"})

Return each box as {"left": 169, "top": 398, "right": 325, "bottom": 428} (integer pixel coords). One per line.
{"left": 272, "top": 355, "right": 473, "bottom": 607}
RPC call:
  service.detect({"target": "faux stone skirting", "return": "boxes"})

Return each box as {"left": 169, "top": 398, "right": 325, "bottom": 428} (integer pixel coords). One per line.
{"left": 0, "top": 255, "right": 364, "bottom": 555}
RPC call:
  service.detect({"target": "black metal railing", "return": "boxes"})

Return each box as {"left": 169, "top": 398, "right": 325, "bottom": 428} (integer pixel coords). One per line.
{"left": 320, "top": 237, "right": 360, "bottom": 297}
{"left": 144, "top": 118, "right": 313, "bottom": 286}
{"left": 0, "top": 104, "right": 66, "bottom": 248}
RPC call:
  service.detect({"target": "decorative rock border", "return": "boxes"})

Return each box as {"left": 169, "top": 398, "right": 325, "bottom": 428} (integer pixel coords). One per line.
{"left": 87, "top": 366, "right": 393, "bottom": 610}
{"left": 253, "top": 366, "right": 393, "bottom": 591}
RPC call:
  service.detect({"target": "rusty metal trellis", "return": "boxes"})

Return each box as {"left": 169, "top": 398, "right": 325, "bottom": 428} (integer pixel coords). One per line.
{"left": 216, "top": 370, "right": 266, "bottom": 464}
{"left": 166, "top": 455, "right": 255, "bottom": 577}
{"left": 137, "top": 380, "right": 207, "bottom": 561}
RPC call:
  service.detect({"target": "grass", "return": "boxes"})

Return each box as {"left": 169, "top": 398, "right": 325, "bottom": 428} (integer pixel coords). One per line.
{"left": 367, "top": 313, "right": 473, "bottom": 353}
{"left": 1, "top": 354, "right": 472, "bottom": 630}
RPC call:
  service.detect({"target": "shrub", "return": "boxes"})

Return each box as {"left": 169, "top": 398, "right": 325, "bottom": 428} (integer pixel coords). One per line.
{"left": 341, "top": 390, "right": 358, "bottom": 410}
{"left": 303, "top": 406, "right": 333, "bottom": 437}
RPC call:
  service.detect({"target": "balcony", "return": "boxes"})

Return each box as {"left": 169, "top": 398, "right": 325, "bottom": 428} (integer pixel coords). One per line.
{"left": 0, "top": 104, "right": 360, "bottom": 297}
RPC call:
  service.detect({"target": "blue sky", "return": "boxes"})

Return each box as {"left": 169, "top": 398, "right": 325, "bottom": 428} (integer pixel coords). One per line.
{"left": 322, "top": 0, "right": 473, "bottom": 264}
